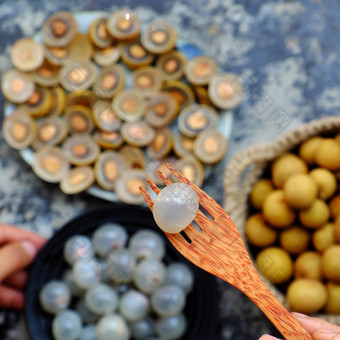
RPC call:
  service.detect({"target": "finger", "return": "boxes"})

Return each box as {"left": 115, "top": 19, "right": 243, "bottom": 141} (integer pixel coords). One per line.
{"left": 292, "top": 313, "right": 340, "bottom": 335}
{"left": 0, "top": 241, "right": 39, "bottom": 282}
{"left": 313, "top": 329, "right": 340, "bottom": 340}
{"left": 3, "top": 270, "right": 28, "bottom": 289}
{"left": 0, "top": 285, "right": 24, "bottom": 310}
{"left": 258, "top": 336, "right": 282, "bottom": 340}
{"left": 0, "top": 224, "right": 46, "bottom": 248}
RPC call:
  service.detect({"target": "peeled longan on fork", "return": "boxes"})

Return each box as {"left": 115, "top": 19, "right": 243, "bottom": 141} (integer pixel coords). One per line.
{"left": 140, "top": 163, "right": 313, "bottom": 340}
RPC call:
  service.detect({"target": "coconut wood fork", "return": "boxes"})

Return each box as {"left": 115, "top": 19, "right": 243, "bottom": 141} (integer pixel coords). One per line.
{"left": 139, "top": 163, "right": 312, "bottom": 340}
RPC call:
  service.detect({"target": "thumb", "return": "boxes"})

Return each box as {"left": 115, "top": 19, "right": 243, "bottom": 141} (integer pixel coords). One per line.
{"left": 0, "top": 241, "right": 38, "bottom": 282}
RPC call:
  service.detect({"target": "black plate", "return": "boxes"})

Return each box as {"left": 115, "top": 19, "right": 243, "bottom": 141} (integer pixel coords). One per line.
{"left": 25, "top": 204, "right": 220, "bottom": 340}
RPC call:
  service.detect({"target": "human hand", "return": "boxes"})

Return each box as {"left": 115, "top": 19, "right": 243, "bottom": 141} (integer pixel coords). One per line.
{"left": 0, "top": 224, "right": 46, "bottom": 310}
{"left": 259, "top": 312, "right": 340, "bottom": 340}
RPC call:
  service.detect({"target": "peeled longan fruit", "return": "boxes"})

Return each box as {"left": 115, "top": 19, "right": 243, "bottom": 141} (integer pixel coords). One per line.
{"left": 324, "top": 283, "right": 340, "bottom": 314}
{"left": 315, "top": 138, "right": 340, "bottom": 170}
{"left": 245, "top": 214, "right": 277, "bottom": 248}
{"left": 250, "top": 179, "right": 274, "bottom": 210}
{"left": 279, "top": 226, "right": 310, "bottom": 255}
{"left": 309, "top": 168, "right": 337, "bottom": 200}
{"left": 286, "top": 279, "right": 327, "bottom": 315}
{"left": 312, "top": 223, "right": 335, "bottom": 253}
{"left": 262, "top": 190, "right": 296, "bottom": 228}
{"left": 329, "top": 194, "right": 340, "bottom": 220}
{"left": 294, "top": 251, "right": 322, "bottom": 280}
{"left": 321, "top": 244, "right": 340, "bottom": 282}
{"left": 271, "top": 153, "right": 308, "bottom": 189}
{"left": 335, "top": 215, "right": 340, "bottom": 243}
{"left": 299, "top": 199, "right": 330, "bottom": 229}
{"left": 298, "top": 136, "right": 323, "bottom": 165}
{"left": 283, "top": 174, "right": 318, "bottom": 210}
{"left": 256, "top": 247, "right": 293, "bottom": 284}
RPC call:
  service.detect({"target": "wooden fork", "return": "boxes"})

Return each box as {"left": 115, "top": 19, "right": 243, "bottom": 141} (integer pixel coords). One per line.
{"left": 139, "top": 163, "right": 312, "bottom": 340}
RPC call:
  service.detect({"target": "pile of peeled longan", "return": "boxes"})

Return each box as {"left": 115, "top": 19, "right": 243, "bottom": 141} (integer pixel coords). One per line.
{"left": 246, "top": 134, "right": 340, "bottom": 315}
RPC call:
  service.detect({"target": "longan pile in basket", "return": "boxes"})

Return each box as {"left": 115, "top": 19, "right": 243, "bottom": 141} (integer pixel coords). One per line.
{"left": 246, "top": 134, "right": 340, "bottom": 315}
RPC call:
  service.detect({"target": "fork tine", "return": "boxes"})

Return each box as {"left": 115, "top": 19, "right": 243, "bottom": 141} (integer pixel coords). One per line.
{"left": 181, "top": 224, "right": 199, "bottom": 241}
{"left": 139, "top": 186, "right": 154, "bottom": 211}
{"left": 156, "top": 169, "right": 173, "bottom": 186}
{"left": 164, "top": 163, "right": 221, "bottom": 218}
{"left": 146, "top": 179, "right": 160, "bottom": 194}
{"left": 165, "top": 231, "right": 192, "bottom": 250}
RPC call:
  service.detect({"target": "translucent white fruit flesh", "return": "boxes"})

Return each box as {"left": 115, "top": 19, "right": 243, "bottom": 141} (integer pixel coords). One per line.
{"left": 152, "top": 183, "right": 199, "bottom": 234}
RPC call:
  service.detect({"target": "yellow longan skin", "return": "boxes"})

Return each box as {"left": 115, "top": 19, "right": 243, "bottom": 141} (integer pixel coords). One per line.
{"left": 298, "top": 136, "right": 323, "bottom": 165}
{"left": 329, "top": 194, "right": 340, "bottom": 220}
{"left": 287, "top": 279, "right": 327, "bottom": 315}
{"left": 250, "top": 179, "right": 273, "bottom": 210}
{"left": 256, "top": 247, "right": 293, "bottom": 284}
{"left": 312, "top": 223, "right": 335, "bottom": 253}
{"left": 245, "top": 214, "right": 277, "bottom": 248}
{"left": 325, "top": 283, "right": 340, "bottom": 314}
{"left": 262, "top": 190, "right": 296, "bottom": 228}
{"left": 283, "top": 173, "right": 318, "bottom": 210}
{"left": 309, "top": 168, "right": 337, "bottom": 201}
{"left": 315, "top": 138, "right": 340, "bottom": 170}
{"left": 335, "top": 215, "right": 340, "bottom": 243}
{"left": 294, "top": 251, "right": 322, "bottom": 280}
{"left": 321, "top": 245, "right": 340, "bottom": 282}
{"left": 299, "top": 199, "right": 330, "bottom": 229}
{"left": 271, "top": 153, "right": 308, "bottom": 189}
{"left": 280, "top": 226, "right": 310, "bottom": 255}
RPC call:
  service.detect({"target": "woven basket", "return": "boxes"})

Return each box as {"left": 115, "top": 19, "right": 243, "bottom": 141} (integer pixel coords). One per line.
{"left": 223, "top": 116, "right": 340, "bottom": 325}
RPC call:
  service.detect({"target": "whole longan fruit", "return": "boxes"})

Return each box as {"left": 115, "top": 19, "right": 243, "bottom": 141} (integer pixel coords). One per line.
{"left": 287, "top": 279, "right": 327, "bottom": 315}
{"left": 321, "top": 245, "right": 340, "bottom": 282}
{"left": 262, "top": 190, "right": 296, "bottom": 228}
{"left": 271, "top": 153, "right": 308, "bottom": 189}
{"left": 324, "top": 283, "right": 340, "bottom": 314}
{"left": 335, "top": 133, "right": 340, "bottom": 144}
{"left": 309, "top": 168, "right": 337, "bottom": 200}
{"left": 245, "top": 214, "right": 277, "bottom": 248}
{"left": 283, "top": 174, "right": 318, "bottom": 210}
{"left": 329, "top": 194, "right": 340, "bottom": 220}
{"left": 250, "top": 179, "right": 274, "bottom": 210}
{"left": 294, "top": 251, "right": 322, "bottom": 280}
{"left": 299, "top": 136, "right": 323, "bottom": 165}
{"left": 315, "top": 138, "right": 340, "bottom": 170}
{"left": 256, "top": 247, "right": 293, "bottom": 284}
{"left": 299, "top": 199, "right": 330, "bottom": 229}
{"left": 279, "top": 226, "right": 310, "bottom": 255}
{"left": 335, "top": 215, "right": 340, "bottom": 243}
{"left": 312, "top": 223, "right": 335, "bottom": 253}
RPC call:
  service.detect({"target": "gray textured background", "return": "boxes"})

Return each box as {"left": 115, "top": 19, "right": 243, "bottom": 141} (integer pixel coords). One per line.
{"left": 0, "top": 0, "right": 339, "bottom": 339}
